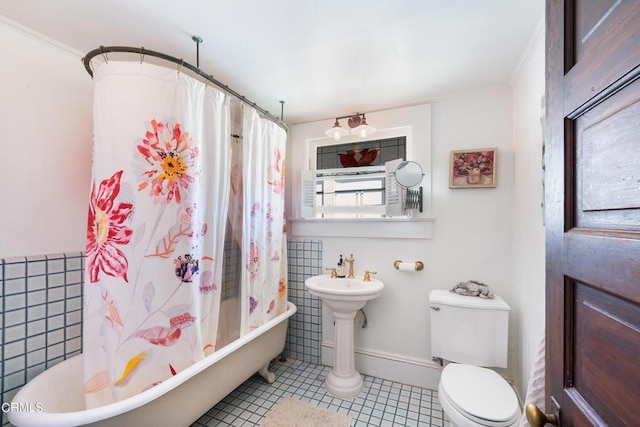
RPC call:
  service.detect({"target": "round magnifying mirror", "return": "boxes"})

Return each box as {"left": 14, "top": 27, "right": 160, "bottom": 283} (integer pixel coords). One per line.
{"left": 395, "top": 161, "right": 423, "bottom": 187}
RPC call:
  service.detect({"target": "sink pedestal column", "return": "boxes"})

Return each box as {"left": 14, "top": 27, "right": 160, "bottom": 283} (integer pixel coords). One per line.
{"left": 325, "top": 310, "right": 363, "bottom": 399}
{"left": 305, "top": 274, "right": 384, "bottom": 399}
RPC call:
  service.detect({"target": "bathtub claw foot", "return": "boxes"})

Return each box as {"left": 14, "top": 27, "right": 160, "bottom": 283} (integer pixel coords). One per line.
{"left": 258, "top": 364, "right": 276, "bottom": 384}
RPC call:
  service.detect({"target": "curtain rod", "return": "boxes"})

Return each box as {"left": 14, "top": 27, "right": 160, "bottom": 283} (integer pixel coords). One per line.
{"left": 82, "top": 46, "right": 288, "bottom": 132}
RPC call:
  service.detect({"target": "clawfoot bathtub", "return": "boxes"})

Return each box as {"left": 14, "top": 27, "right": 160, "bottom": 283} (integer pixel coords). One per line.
{"left": 9, "top": 302, "right": 296, "bottom": 427}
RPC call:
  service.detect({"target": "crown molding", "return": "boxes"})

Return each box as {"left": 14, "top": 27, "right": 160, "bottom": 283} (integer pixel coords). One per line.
{"left": 0, "top": 15, "right": 83, "bottom": 59}
{"left": 509, "top": 16, "right": 545, "bottom": 88}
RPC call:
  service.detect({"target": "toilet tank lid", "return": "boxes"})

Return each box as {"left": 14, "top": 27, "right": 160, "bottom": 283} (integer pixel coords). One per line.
{"left": 429, "top": 289, "right": 510, "bottom": 310}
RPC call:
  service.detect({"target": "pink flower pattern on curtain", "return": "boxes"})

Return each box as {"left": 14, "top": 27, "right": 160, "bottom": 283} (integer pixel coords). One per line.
{"left": 86, "top": 170, "right": 133, "bottom": 283}
{"left": 83, "top": 62, "right": 230, "bottom": 407}
{"left": 242, "top": 107, "right": 288, "bottom": 332}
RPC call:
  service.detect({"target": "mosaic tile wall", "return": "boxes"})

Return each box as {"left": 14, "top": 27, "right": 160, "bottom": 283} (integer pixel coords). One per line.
{"left": 221, "top": 238, "right": 241, "bottom": 301}
{"left": 1, "top": 253, "right": 84, "bottom": 426}
{"left": 283, "top": 240, "right": 323, "bottom": 365}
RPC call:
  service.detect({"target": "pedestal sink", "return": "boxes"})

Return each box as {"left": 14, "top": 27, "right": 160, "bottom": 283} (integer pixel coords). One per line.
{"left": 305, "top": 274, "right": 384, "bottom": 399}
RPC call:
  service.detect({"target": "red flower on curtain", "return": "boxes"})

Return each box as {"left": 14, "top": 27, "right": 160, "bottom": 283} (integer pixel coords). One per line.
{"left": 246, "top": 239, "right": 260, "bottom": 281}
{"left": 278, "top": 279, "right": 287, "bottom": 298}
{"left": 137, "top": 119, "right": 199, "bottom": 204}
{"left": 267, "top": 147, "right": 285, "bottom": 194}
{"left": 87, "top": 171, "right": 133, "bottom": 283}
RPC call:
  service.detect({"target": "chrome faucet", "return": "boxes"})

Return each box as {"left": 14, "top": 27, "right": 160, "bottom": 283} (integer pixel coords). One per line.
{"left": 345, "top": 254, "right": 355, "bottom": 278}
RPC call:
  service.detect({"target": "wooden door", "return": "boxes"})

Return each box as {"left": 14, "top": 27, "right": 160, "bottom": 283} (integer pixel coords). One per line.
{"left": 545, "top": 0, "right": 640, "bottom": 425}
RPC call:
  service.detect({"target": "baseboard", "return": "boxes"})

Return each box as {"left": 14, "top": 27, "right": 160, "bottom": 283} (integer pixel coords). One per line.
{"left": 321, "top": 342, "right": 442, "bottom": 390}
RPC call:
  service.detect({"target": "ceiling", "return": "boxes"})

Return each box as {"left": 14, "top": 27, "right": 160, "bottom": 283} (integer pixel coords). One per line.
{"left": 0, "top": 0, "right": 543, "bottom": 125}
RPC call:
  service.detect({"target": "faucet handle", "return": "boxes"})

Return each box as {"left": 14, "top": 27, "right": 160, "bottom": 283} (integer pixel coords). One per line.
{"left": 363, "top": 270, "right": 378, "bottom": 282}
{"left": 325, "top": 267, "right": 337, "bottom": 278}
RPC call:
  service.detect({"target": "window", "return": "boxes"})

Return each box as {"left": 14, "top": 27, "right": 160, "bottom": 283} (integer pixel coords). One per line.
{"left": 302, "top": 137, "right": 407, "bottom": 218}
{"left": 315, "top": 137, "right": 406, "bottom": 169}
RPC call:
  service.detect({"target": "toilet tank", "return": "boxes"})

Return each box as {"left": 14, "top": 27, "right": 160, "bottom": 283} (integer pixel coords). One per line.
{"left": 429, "top": 289, "right": 510, "bottom": 368}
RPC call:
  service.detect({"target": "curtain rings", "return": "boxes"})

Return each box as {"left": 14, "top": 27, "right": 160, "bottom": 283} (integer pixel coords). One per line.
{"left": 177, "top": 59, "right": 184, "bottom": 74}
{"left": 99, "top": 46, "right": 108, "bottom": 63}
{"left": 203, "top": 73, "right": 213, "bottom": 88}
{"left": 139, "top": 47, "right": 145, "bottom": 64}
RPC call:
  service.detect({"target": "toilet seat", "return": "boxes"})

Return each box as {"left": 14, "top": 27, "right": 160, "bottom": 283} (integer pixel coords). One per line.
{"left": 439, "top": 364, "right": 520, "bottom": 427}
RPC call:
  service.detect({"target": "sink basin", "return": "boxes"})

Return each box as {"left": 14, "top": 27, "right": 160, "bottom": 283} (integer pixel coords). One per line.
{"left": 305, "top": 274, "right": 384, "bottom": 399}
{"left": 305, "top": 274, "right": 384, "bottom": 303}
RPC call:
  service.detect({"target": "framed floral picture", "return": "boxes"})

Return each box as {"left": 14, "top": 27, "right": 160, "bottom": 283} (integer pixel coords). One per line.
{"left": 449, "top": 148, "right": 497, "bottom": 188}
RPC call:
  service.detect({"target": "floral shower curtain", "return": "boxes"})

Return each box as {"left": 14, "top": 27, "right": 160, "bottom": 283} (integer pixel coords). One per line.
{"left": 83, "top": 62, "right": 230, "bottom": 407}
{"left": 241, "top": 107, "right": 288, "bottom": 333}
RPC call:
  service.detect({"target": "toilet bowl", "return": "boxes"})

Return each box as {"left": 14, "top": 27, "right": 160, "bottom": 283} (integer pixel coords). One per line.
{"left": 438, "top": 363, "right": 520, "bottom": 427}
{"left": 429, "top": 290, "right": 521, "bottom": 427}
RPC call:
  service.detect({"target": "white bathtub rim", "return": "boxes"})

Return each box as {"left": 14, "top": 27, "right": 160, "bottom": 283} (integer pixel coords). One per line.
{"left": 9, "top": 302, "right": 297, "bottom": 427}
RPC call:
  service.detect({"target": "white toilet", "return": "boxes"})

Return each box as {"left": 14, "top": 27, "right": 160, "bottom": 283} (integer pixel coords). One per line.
{"left": 429, "top": 289, "right": 521, "bottom": 427}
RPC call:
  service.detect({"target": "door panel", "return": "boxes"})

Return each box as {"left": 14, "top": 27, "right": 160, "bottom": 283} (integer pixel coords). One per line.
{"left": 573, "top": 282, "right": 640, "bottom": 426}
{"left": 575, "top": 0, "right": 637, "bottom": 61}
{"left": 563, "top": 1, "right": 640, "bottom": 116}
{"left": 546, "top": 0, "right": 640, "bottom": 425}
{"left": 576, "top": 76, "right": 640, "bottom": 216}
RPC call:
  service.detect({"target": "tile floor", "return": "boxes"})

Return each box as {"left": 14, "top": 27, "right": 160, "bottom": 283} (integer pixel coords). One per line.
{"left": 191, "top": 359, "right": 449, "bottom": 427}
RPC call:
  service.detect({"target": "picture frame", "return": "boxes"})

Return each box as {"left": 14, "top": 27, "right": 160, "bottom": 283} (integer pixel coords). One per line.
{"left": 449, "top": 147, "right": 497, "bottom": 188}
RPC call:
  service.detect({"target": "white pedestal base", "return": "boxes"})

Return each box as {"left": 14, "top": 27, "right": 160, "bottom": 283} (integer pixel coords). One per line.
{"left": 325, "top": 369, "right": 363, "bottom": 399}
{"left": 324, "top": 310, "right": 364, "bottom": 399}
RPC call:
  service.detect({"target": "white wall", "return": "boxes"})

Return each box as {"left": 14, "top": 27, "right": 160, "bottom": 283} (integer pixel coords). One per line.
{"left": 287, "top": 89, "right": 515, "bottom": 389}
{"left": 510, "top": 21, "right": 546, "bottom": 399}
{"left": 0, "top": 18, "right": 93, "bottom": 259}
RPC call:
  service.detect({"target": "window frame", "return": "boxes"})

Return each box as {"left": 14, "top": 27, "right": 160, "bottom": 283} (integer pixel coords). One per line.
{"left": 304, "top": 130, "right": 410, "bottom": 219}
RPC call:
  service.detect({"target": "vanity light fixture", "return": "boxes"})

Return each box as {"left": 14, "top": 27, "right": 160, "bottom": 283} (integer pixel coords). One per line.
{"left": 325, "top": 113, "right": 376, "bottom": 140}
{"left": 325, "top": 119, "right": 349, "bottom": 139}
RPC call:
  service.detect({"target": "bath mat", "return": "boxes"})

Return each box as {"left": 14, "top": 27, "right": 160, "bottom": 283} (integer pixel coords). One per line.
{"left": 260, "top": 397, "right": 351, "bottom": 427}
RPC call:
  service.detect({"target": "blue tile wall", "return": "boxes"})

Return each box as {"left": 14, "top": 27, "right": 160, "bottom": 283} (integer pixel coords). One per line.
{"left": 284, "top": 240, "right": 323, "bottom": 364}
{"left": 221, "top": 238, "right": 241, "bottom": 301}
{"left": 1, "top": 253, "right": 84, "bottom": 426}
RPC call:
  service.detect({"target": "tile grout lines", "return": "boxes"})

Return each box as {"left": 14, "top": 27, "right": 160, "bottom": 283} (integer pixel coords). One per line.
{"left": 191, "top": 359, "right": 448, "bottom": 427}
